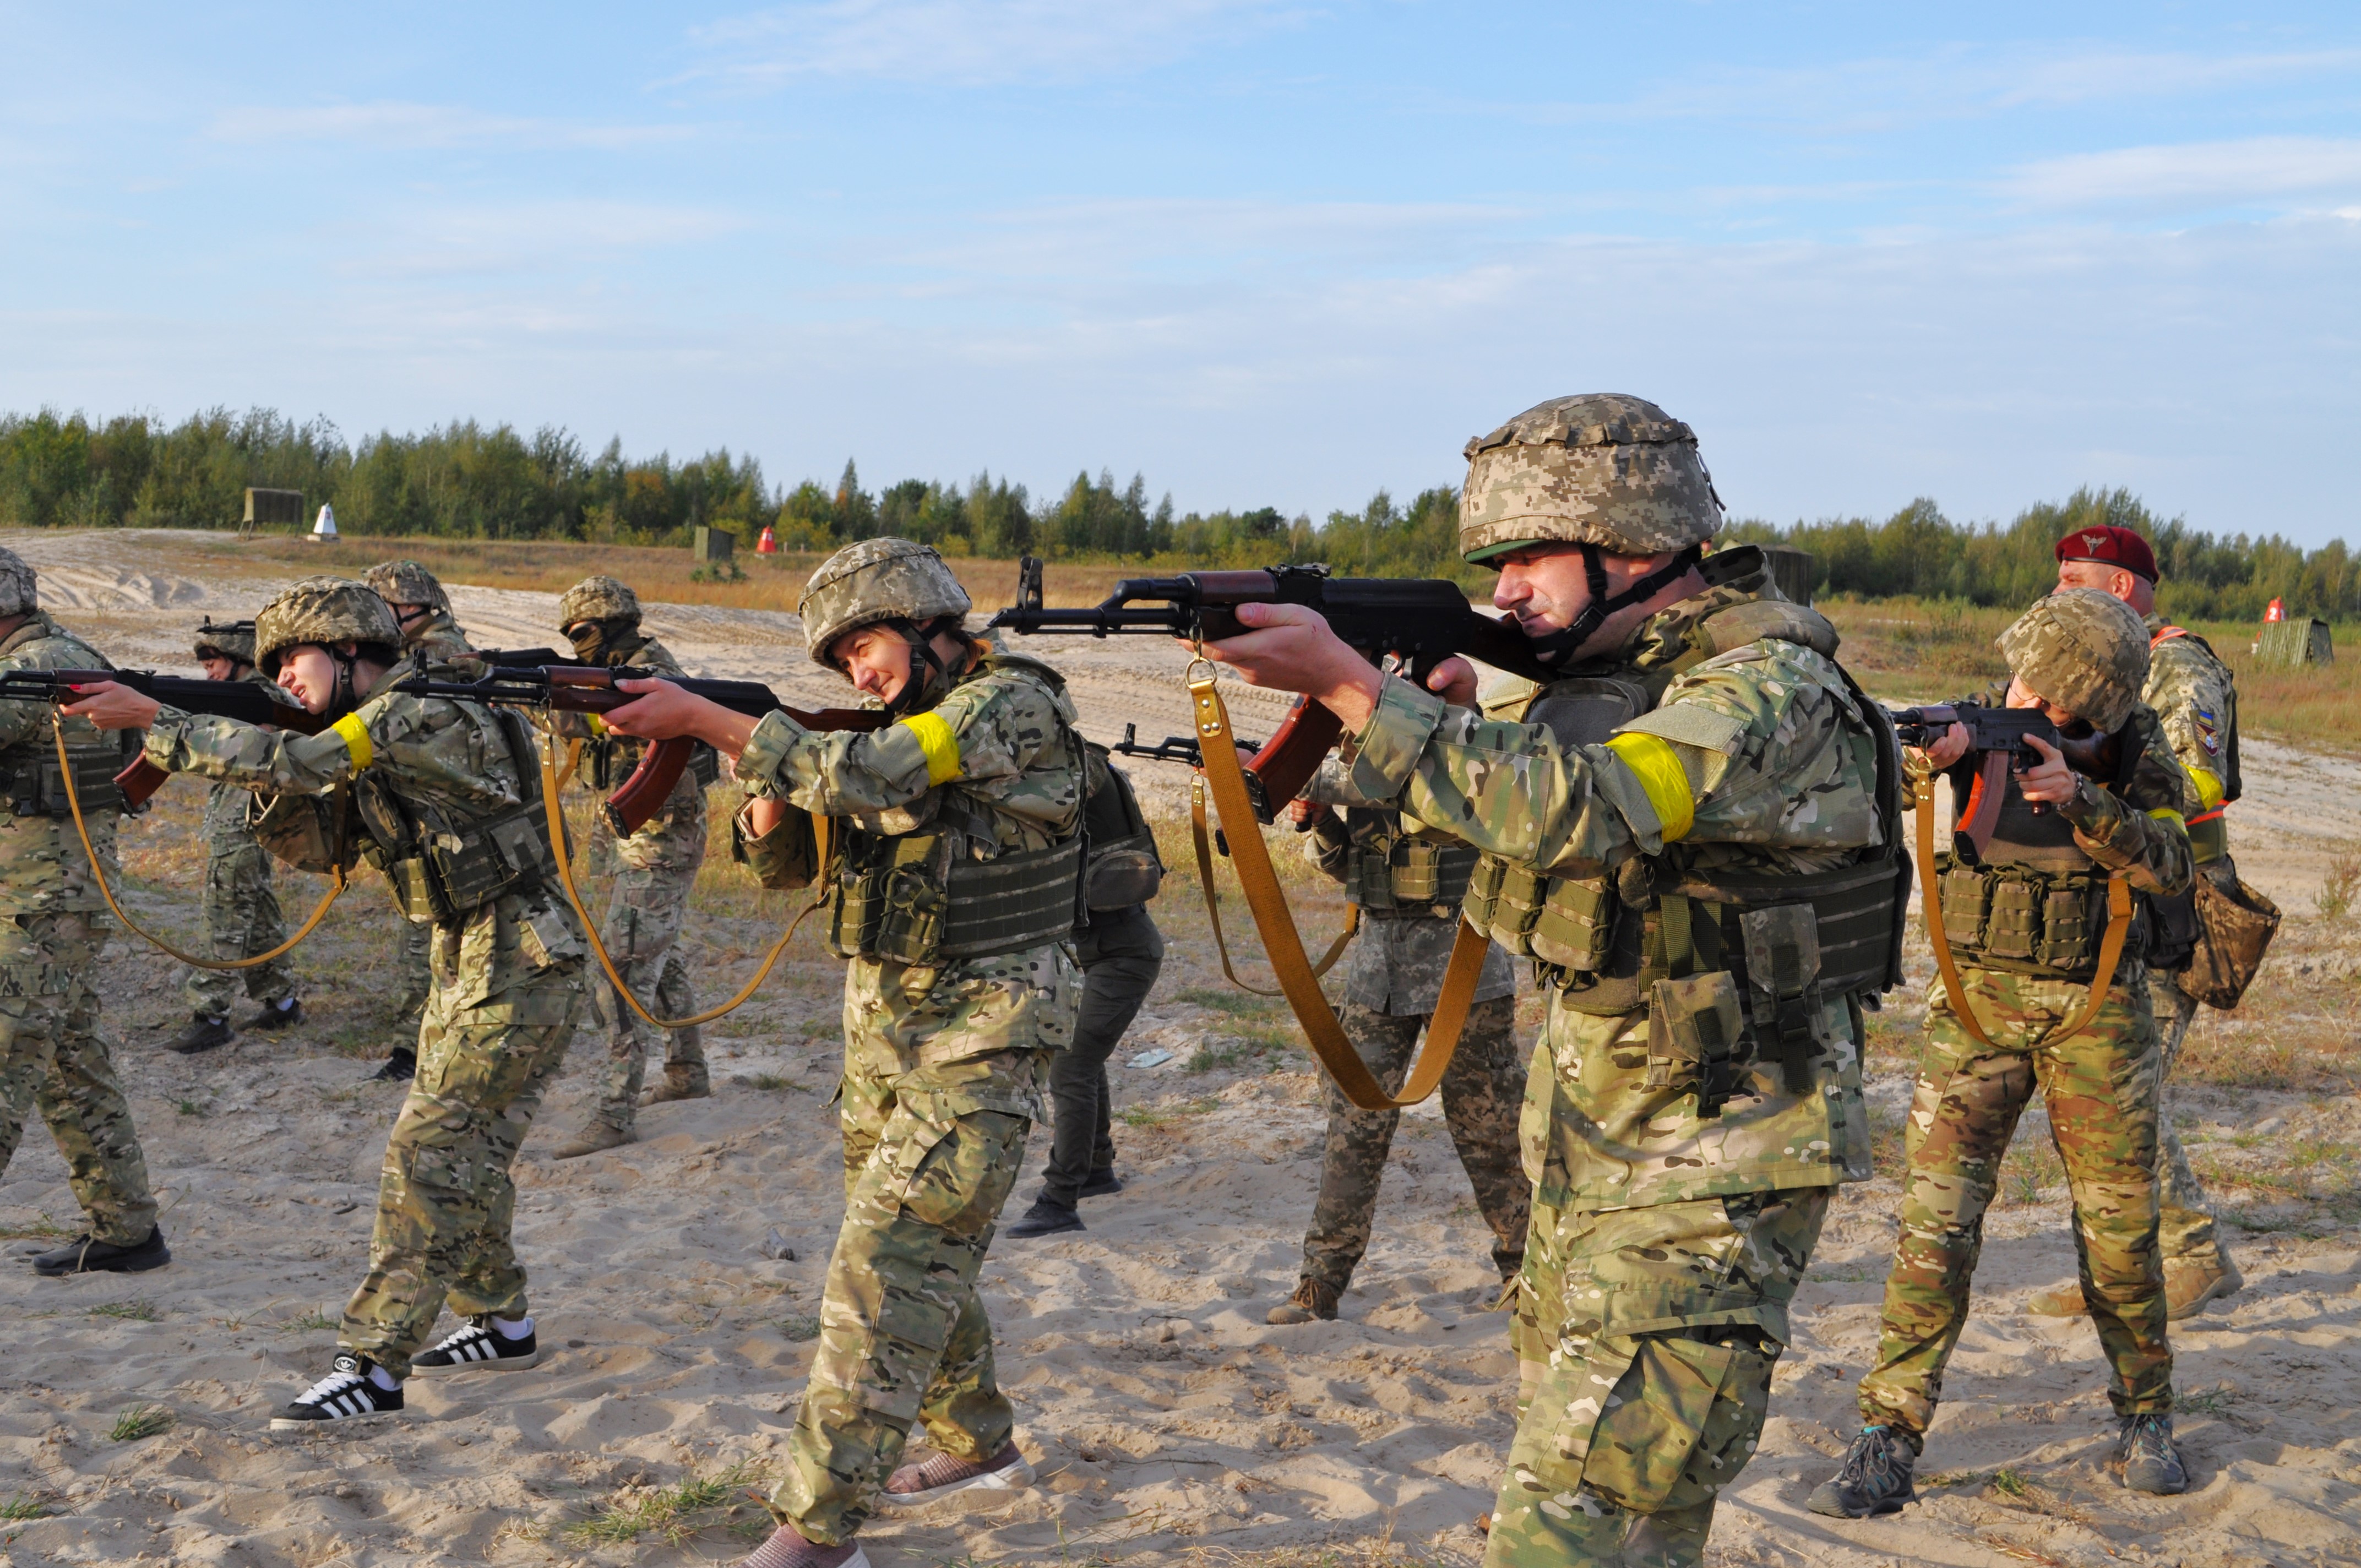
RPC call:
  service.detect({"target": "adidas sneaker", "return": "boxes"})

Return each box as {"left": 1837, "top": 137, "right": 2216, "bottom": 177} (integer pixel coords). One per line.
{"left": 412, "top": 1315, "right": 542, "bottom": 1375}
{"left": 271, "top": 1353, "right": 403, "bottom": 1430}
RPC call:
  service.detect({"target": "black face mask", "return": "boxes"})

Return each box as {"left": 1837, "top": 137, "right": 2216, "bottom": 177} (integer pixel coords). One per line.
{"left": 568, "top": 619, "right": 643, "bottom": 667}
{"left": 1522, "top": 545, "right": 1704, "bottom": 669}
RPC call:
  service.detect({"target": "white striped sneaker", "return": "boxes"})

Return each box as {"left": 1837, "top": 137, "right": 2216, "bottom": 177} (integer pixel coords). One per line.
{"left": 270, "top": 1353, "right": 404, "bottom": 1430}
{"left": 412, "top": 1316, "right": 542, "bottom": 1376}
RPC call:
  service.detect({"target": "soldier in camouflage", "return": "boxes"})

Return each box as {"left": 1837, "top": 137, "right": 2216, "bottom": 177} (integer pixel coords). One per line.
{"left": 170, "top": 618, "right": 303, "bottom": 1054}
{"left": 68, "top": 576, "right": 587, "bottom": 1424}
{"left": 546, "top": 576, "right": 710, "bottom": 1159}
{"left": 599, "top": 539, "right": 1081, "bottom": 1568}
{"left": 2030, "top": 524, "right": 2243, "bottom": 1320}
{"left": 1203, "top": 395, "right": 1903, "bottom": 1567}
{"left": 0, "top": 546, "right": 169, "bottom": 1277}
{"left": 1811, "top": 587, "right": 2197, "bottom": 1516}
{"left": 364, "top": 560, "right": 475, "bottom": 1082}
{"left": 1263, "top": 783, "right": 1526, "bottom": 1324}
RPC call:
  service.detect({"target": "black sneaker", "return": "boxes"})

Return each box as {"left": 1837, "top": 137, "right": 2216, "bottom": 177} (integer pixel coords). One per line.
{"left": 270, "top": 1353, "right": 403, "bottom": 1430}
{"left": 170, "top": 1014, "right": 233, "bottom": 1055}
{"left": 33, "top": 1228, "right": 171, "bottom": 1276}
{"left": 368, "top": 1049, "right": 416, "bottom": 1084}
{"left": 412, "top": 1315, "right": 542, "bottom": 1376}
{"left": 1807, "top": 1425, "right": 1918, "bottom": 1518}
{"left": 1003, "top": 1199, "right": 1084, "bottom": 1239}
{"left": 244, "top": 998, "right": 303, "bottom": 1031}
{"left": 1078, "top": 1169, "right": 1124, "bottom": 1199}
{"left": 2118, "top": 1413, "right": 2188, "bottom": 1494}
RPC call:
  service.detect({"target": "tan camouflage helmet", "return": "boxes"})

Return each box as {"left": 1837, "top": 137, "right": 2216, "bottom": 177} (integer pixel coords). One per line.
{"left": 362, "top": 559, "right": 451, "bottom": 613}
{"left": 1459, "top": 393, "right": 1723, "bottom": 564}
{"left": 1997, "top": 588, "right": 2151, "bottom": 732}
{"left": 192, "top": 619, "right": 257, "bottom": 666}
{"left": 254, "top": 576, "right": 404, "bottom": 676}
{"left": 0, "top": 546, "right": 34, "bottom": 617}
{"left": 557, "top": 574, "right": 641, "bottom": 630}
{"left": 797, "top": 538, "right": 970, "bottom": 665}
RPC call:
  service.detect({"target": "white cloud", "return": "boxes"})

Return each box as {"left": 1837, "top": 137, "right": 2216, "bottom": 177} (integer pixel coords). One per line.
{"left": 2005, "top": 137, "right": 2361, "bottom": 210}
{"left": 208, "top": 102, "right": 692, "bottom": 151}
{"left": 687, "top": 0, "right": 1305, "bottom": 88}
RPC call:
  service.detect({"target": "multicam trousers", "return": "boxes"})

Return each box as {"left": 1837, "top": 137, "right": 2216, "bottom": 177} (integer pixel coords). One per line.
{"left": 0, "top": 912, "right": 157, "bottom": 1246}
{"left": 339, "top": 957, "right": 585, "bottom": 1378}
{"left": 1858, "top": 964, "right": 2172, "bottom": 1437}
{"left": 1301, "top": 995, "right": 1528, "bottom": 1291}
{"left": 185, "top": 841, "right": 297, "bottom": 1019}
{"left": 2147, "top": 965, "right": 2223, "bottom": 1267}
{"left": 1491, "top": 1184, "right": 1829, "bottom": 1568}
{"left": 583, "top": 799, "right": 707, "bottom": 1133}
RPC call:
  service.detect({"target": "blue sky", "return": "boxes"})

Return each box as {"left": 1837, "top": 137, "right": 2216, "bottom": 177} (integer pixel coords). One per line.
{"left": 4, "top": 3, "right": 2358, "bottom": 542}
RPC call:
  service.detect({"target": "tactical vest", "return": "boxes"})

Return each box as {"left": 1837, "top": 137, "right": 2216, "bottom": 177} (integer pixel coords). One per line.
{"left": 1080, "top": 742, "right": 1163, "bottom": 911}
{"left": 352, "top": 699, "right": 561, "bottom": 927}
{"left": 1340, "top": 810, "right": 1478, "bottom": 918}
{"left": 1, "top": 729, "right": 133, "bottom": 818}
{"left": 1459, "top": 595, "right": 1910, "bottom": 1109}
{"left": 825, "top": 655, "right": 1088, "bottom": 966}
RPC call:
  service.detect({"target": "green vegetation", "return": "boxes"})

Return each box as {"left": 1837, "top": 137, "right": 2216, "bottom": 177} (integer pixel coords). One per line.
{"left": 107, "top": 1404, "right": 173, "bottom": 1442}
{"left": 0, "top": 1493, "right": 47, "bottom": 1521}
{"left": 88, "top": 1299, "right": 161, "bottom": 1322}
{"left": 561, "top": 1460, "right": 766, "bottom": 1547}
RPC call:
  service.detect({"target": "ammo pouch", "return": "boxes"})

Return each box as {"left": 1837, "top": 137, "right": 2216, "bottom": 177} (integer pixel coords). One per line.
{"left": 1646, "top": 971, "right": 1746, "bottom": 1113}
{"left": 1081, "top": 744, "right": 1163, "bottom": 911}
{"left": 731, "top": 800, "right": 821, "bottom": 891}
{"left": 1936, "top": 861, "right": 2109, "bottom": 978}
{"left": 831, "top": 831, "right": 1086, "bottom": 965}
{"left": 1348, "top": 831, "right": 1477, "bottom": 916}
{"left": 1462, "top": 856, "right": 1563, "bottom": 957}
{"left": 364, "top": 798, "right": 559, "bottom": 925}
{"left": 1641, "top": 900, "right": 1830, "bottom": 1115}
{"left": 249, "top": 789, "right": 357, "bottom": 875}
{"left": 2142, "top": 885, "right": 2202, "bottom": 973}
{"left": 2, "top": 737, "right": 128, "bottom": 818}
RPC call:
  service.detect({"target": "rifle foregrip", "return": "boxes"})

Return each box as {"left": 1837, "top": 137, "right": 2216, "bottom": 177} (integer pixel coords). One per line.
{"left": 114, "top": 755, "right": 172, "bottom": 810}
{"left": 605, "top": 737, "right": 692, "bottom": 837}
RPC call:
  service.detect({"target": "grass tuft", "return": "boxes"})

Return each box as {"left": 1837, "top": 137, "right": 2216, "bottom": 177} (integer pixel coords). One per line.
{"left": 748, "top": 1072, "right": 800, "bottom": 1092}
{"left": 0, "top": 1216, "right": 71, "bottom": 1240}
{"left": 561, "top": 1460, "right": 766, "bottom": 1547}
{"left": 89, "top": 1299, "right": 161, "bottom": 1322}
{"left": 278, "top": 1309, "right": 339, "bottom": 1333}
{"left": 0, "top": 1493, "right": 48, "bottom": 1521}
{"left": 108, "top": 1404, "right": 174, "bottom": 1442}
{"left": 777, "top": 1313, "right": 823, "bottom": 1342}
{"left": 1119, "top": 1097, "right": 1221, "bottom": 1129}
{"left": 1989, "top": 1467, "right": 2033, "bottom": 1498}
{"left": 2318, "top": 846, "right": 2361, "bottom": 920}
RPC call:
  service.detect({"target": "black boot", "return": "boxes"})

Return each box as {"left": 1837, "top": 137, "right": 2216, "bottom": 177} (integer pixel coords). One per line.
{"left": 169, "top": 1014, "right": 233, "bottom": 1055}
{"left": 244, "top": 997, "right": 303, "bottom": 1031}
{"left": 34, "top": 1228, "right": 171, "bottom": 1276}
{"left": 1078, "top": 1169, "right": 1123, "bottom": 1198}
{"left": 1807, "top": 1425, "right": 1919, "bottom": 1518}
{"left": 1003, "top": 1198, "right": 1085, "bottom": 1238}
{"left": 369, "top": 1047, "right": 416, "bottom": 1083}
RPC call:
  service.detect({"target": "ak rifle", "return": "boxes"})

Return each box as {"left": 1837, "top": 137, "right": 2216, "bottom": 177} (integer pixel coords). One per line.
{"left": 390, "top": 665, "right": 888, "bottom": 834}
{"left": 1890, "top": 703, "right": 2123, "bottom": 858}
{"left": 990, "top": 557, "right": 1548, "bottom": 820}
{"left": 0, "top": 667, "right": 326, "bottom": 809}
{"left": 1107, "top": 721, "right": 1265, "bottom": 770}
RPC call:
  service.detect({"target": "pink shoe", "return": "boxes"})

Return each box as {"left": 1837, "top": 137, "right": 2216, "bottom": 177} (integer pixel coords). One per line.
{"left": 877, "top": 1440, "right": 1035, "bottom": 1509}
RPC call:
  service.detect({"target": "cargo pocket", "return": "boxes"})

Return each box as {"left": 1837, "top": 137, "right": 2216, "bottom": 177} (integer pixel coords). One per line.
{"left": 1566, "top": 1332, "right": 1771, "bottom": 1515}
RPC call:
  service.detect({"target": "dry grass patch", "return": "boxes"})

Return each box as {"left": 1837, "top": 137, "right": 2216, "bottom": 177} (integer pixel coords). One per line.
{"left": 559, "top": 1458, "right": 770, "bottom": 1547}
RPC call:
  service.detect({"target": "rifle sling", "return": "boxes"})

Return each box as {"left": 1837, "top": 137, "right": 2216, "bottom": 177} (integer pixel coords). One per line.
{"left": 50, "top": 716, "right": 348, "bottom": 970}
{"left": 1914, "top": 772, "right": 2134, "bottom": 1049}
{"left": 1187, "top": 664, "right": 1488, "bottom": 1110}
{"left": 1190, "top": 771, "right": 1357, "bottom": 997}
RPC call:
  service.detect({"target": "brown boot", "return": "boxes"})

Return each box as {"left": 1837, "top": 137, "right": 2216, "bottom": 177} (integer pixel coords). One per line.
{"left": 2164, "top": 1253, "right": 2243, "bottom": 1319}
{"left": 551, "top": 1121, "right": 633, "bottom": 1159}
{"left": 2026, "top": 1279, "right": 2088, "bottom": 1317}
{"left": 641, "top": 1066, "right": 711, "bottom": 1105}
{"left": 1266, "top": 1277, "right": 1340, "bottom": 1325}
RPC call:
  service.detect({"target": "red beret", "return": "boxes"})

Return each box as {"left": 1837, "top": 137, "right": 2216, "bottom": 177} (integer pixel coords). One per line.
{"left": 2055, "top": 524, "right": 2157, "bottom": 582}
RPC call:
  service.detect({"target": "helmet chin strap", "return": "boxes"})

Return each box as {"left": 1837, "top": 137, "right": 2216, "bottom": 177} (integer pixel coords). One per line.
{"left": 882, "top": 616, "right": 963, "bottom": 716}
{"left": 1523, "top": 545, "right": 1702, "bottom": 668}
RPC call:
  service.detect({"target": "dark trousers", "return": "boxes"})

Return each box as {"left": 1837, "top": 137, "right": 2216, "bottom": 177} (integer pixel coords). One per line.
{"left": 1040, "top": 905, "right": 1165, "bottom": 1206}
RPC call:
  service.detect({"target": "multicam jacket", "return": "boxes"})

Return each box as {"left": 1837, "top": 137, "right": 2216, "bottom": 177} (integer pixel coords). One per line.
{"left": 199, "top": 671, "right": 302, "bottom": 854}
{"left": 2140, "top": 612, "right": 2236, "bottom": 864}
{"left": 0, "top": 612, "right": 126, "bottom": 923}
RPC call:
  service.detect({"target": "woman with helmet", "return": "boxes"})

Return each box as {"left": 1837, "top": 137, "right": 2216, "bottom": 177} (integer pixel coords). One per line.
{"left": 599, "top": 539, "right": 1086, "bottom": 1568}
{"left": 65, "top": 575, "right": 589, "bottom": 1430}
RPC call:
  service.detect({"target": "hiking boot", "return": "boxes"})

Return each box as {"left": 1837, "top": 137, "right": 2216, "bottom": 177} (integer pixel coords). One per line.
{"left": 878, "top": 1440, "right": 1034, "bottom": 1509}
{"left": 1266, "top": 1277, "right": 1340, "bottom": 1325}
{"left": 243, "top": 997, "right": 303, "bottom": 1031}
{"left": 1078, "top": 1169, "right": 1123, "bottom": 1199}
{"left": 738, "top": 1522, "right": 869, "bottom": 1568}
{"left": 412, "top": 1314, "right": 542, "bottom": 1375}
{"left": 2026, "top": 1279, "right": 2088, "bottom": 1316}
{"left": 1807, "top": 1425, "right": 1919, "bottom": 1518}
{"left": 33, "top": 1228, "right": 171, "bottom": 1277}
{"left": 271, "top": 1352, "right": 404, "bottom": 1430}
{"left": 2166, "top": 1254, "right": 2243, "bottom": 1318}
{"left": 641, "top": 1066, "right": 711, "bottom": 1105}
{"left": 2117, "top": 1413, "right": 2188, "bottom": 1494}
{"left": 1003, "top": 1198, "right": 1084, "bottom": 1239}
{"left": 551, "top": 1121, "right": 633, "bottom": 1159}
{"left": 369, "top": 1048, "right": 415, "bottom": 1084}
{"left": 169, "top": 1014, "right": 233, "bottom": 1055}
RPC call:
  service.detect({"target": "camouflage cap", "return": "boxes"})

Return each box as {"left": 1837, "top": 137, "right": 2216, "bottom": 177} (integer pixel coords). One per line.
{"left": 0, "top": 546, "right": 32, "bottom": 617}
{"left": 557, "top": 574, "right": 640, "bottom": 629}
{"left": 1997, "top": 588, "right": 2151, "bottom": 732}
{"left": 797, "top": 538, "right": 970, "bottom": 664}
{"left": 193, "top": 618, "right": 257, "bottom": 666}
{"left": 255, "top": 576, "right": 404, "bottom": 675}
{"left": 1459, "top": 394, "right": 1722, "bottom": 564}
{"left": 362, "top": 559, "right": 451, "bottom": 613}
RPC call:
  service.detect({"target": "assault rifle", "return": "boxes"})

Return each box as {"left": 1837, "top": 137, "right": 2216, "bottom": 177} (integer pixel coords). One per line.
{"left": 0, "top": 668, "right": 327, "bottom": 809}
{"left": 990, "top": 557, "right": 1548, "bottom": 820}
{"left": 1107, "top": 722, "right": 1265, "bottom": 770}
{"left": 391, "top": 665, "right": 888, "bottom": 834}
{"left": 1889, "top": 704, "right": 2123, "bottom": 857}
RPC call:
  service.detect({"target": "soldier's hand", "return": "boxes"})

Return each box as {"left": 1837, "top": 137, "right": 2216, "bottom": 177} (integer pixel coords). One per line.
{"left": 601, "top": 677, "right": 758, "bottom": 760}
{"left": 1190, "top": 603, "right": 1384, "bottom": 732}
{"left": 2015, "top": 732, "right": 2077, "bottom": 803}
{"left": 59, "top": 680, "right": 162, "bottom": 732}
{"left": 1913, "top": 721, "right": 1971, "bottom": 770}
{"left": 1423, "top": 656, "right": 1480, "bottom": 707}
{"left": 1285, "top": 797, "right": 1331, "bottom": 830}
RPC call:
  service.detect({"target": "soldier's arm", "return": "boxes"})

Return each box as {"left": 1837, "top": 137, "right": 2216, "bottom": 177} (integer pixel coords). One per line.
{"left": 141, "top": 695, "right": 412, "bottom": 796}
{"left": 2147, "top": 644, "right": 2234, "bottom": 815}
{"left": 2055, "top": 738, "right": 2193, "bottom": 897}
{"left": 736, "top": 675, "right": 1053, "bottom": 818}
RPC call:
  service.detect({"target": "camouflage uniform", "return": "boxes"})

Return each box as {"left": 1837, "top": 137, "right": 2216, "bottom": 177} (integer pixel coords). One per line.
{"left": 1295, "top": 788, "right": 1526, "bottom": 1294}
{"left": 185, "top": 669, "right": 301, "bottom": 1021}
{"left": 1315, "top": 396, "right": 1901, "bottom": 1567}
{"left": 366, "top": 562, "right": 475, "bottom": 1029}
{"left": 141, "top": 579, "right": 585, "bottom": 1377}
{"left": 732, "top": 540, "right": 1084, "bottom": 1548}
{"left": 0, "top": 601, "right": 157, "bottom": 1248}
{"left": 1856, "top": 592, "right": 2194, "bottom": 1443}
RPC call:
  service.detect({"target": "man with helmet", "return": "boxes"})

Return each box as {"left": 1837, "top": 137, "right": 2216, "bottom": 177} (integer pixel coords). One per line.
{"left": 1809, "top": 588, "right": 2197, "bottom": 1514}
{"left": 545, "top": 574, "right": 711, "bottom": 1158}
{"left": 0, "top": 545, "right": 168, "bottom": 1278}
{"left": 66, "top": 576, "right": 587, "bottom": 1427}
{"left": 597, "top": 539, "right": 1084, "bottom": 1568}
{"left": 170, "top": 618, "right": 303, "bottom": 1055}
{"left": 2027, "top": 524, "right": 2244, "bottom": 1321}
{"left": 362, "top": 560, "right": 475, "bottom": 1082}
{"left": 1198, "top": 395, "right": 1906, "bottom": 1566}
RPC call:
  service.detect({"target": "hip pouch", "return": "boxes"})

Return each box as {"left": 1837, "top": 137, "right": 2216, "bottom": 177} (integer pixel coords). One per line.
{"left": 1646, "top": 970, "right": 1745, "bottom": 1116}
{"left": 1737, "top": 902, "right": 1825, "bottom": 1096}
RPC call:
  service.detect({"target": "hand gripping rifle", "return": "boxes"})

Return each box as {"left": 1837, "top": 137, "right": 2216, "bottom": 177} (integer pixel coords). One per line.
{"left": 388, "top": 665, "right": 889, "bottom": 836}
{"left": 988, "top": 556, "right": 1552, "bottom": 821}
{"left": 1888, "top": 704, "right": 2121, "bottom": 858}
{"left": 0, "top": 668, "right": 327, "bottom": 810}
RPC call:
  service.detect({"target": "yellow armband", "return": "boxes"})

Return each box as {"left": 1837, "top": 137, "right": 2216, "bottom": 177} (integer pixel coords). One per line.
{"left": 897, "top": 711, "right": 961, "bottom": 786}
{"left": 1604, "top": 732, "right": 1695, "bottom": 843}
{"left": 329, "top": 712, "right": 374, "bottom": 771}
{"left": 2188, "top": 766, "right": 2224, "bottom": 812}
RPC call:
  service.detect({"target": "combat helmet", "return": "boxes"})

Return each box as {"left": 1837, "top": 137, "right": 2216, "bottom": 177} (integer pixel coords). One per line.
{"left": 193, "top": 618, "right": 257, "bottom": 668}
{"left": 1997, "top": 589, "right": 2151, "bottom": 733}
{"left": 0, "top": 546, "right": 36, "bottom": 618}
{"left": 798, "top": 539, "right": 972, "bottom": 713}
{"left": 254, "top": 576, "right": 404, "bottom": 679}
{"left": 362, "top": 560, "right": 451, "bottom": 614}
{"left": 557, "top": 574, "right": 641, "bottom": 630}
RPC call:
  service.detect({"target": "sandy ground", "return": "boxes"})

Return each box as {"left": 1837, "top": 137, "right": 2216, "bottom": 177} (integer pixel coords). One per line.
{"left": 3, "top": 531, "right": 2359, "bottom": 1568}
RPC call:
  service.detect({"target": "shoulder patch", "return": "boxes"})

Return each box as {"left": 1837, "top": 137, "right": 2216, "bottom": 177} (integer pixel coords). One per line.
{"left": 1616, "top": 701, "right": 1748, "bottom": 756}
